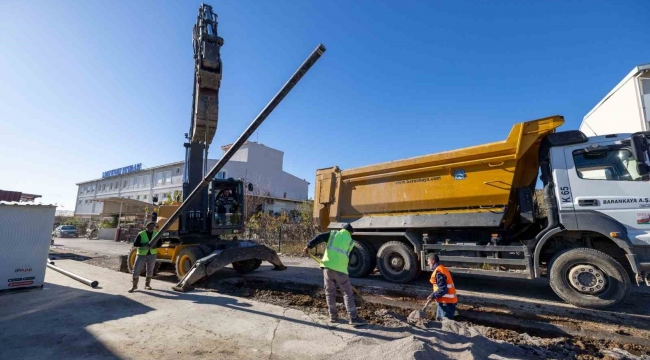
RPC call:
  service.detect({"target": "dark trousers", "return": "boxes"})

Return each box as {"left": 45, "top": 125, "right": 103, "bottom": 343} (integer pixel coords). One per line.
{"left": 436, "top": 303, "right": 456, "bottom": 320}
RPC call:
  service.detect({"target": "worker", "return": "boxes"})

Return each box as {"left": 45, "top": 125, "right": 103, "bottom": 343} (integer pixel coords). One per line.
{"left": 302, "top": 224, "right": 366, "bottom": 326}
{"left": 427, "top": 253, "right": 458, "bottom": 320}
{"left": 216, "top": 190, "right": 237, "bottom": 225}
{"left": 128, "top": 221, "right": 158, "bottom": 293}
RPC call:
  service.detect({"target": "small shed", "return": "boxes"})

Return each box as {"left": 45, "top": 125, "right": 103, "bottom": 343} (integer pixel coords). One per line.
{"left": 0, "top": 202, "right": 56, "bottom": 291}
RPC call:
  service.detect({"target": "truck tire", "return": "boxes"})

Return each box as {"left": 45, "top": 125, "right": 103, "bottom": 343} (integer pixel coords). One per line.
{"left": 549, "top": 248, "right": 630, "bottom": 309}
{"left": 232, "top": 259, "right": 263, "bottom": 273}
{"left": 348, "top": 240, "right": 375, "bottom": 278}
{"left": 175, "top": 246, "right": 205, "bottom": 280}
{"left": 127, "top": 247, "right": 161, "bottom": 276}
{"left": 376, "top": 241, "right": 419, "bottom": 284}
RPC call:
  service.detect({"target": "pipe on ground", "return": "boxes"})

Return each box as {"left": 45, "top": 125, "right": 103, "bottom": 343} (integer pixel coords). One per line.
{"left": 46, "top": 261, "right": 99, "bottom": 288}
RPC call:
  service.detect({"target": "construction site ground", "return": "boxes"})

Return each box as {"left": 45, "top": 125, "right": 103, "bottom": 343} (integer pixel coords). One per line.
{"left": 19, "top": 238, "right": 650, "bottom": 359}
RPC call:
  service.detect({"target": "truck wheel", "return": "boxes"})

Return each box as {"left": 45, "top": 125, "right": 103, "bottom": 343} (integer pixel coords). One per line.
{"left": 376, "top": 241, "right": 419, "bottom": 284}
{"left": 127, "top": 248, "right": 161, "bottom": 276}
{"left": 232, "top": 259, "right": 262, "bottom": 273}
{"left": 175, "top": 247, "right": 204, "bottom": 280}
{"left": 348, "top": 240, "right": 375, "bottom": 278}
{"left": 549, "top": 248, "right": 630, "bottom": 309}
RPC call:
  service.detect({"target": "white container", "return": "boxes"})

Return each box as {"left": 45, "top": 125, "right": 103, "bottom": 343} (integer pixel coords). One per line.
{"left": 581, "top": 63, "right": 650, "bottom": 136}
{"left": 0, "top": 202, "right": 56, "bottom": 291}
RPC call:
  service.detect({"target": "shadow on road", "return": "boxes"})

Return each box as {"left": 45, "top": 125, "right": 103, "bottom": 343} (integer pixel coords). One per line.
{"left": 0, "top": 283, "right": 155, "bottom": 360}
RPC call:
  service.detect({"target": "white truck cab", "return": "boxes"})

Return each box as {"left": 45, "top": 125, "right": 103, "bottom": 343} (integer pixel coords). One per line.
{"left": 549, "top": 131, "right": 650, "bottom": 289}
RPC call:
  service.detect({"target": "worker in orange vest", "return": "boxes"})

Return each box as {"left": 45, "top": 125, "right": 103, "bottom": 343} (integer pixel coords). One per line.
{"left": 427, "top": 253, "right": 458, "bottom": 320}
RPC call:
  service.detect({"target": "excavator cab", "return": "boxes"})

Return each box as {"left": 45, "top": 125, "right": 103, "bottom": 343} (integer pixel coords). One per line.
{"left": 210, "top": 179, "right": 249, "bottom": 234}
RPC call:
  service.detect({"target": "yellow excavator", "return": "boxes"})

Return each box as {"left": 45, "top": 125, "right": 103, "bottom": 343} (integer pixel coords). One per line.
{"left": 127, "top": 3, "right": 326, "bottom": 291}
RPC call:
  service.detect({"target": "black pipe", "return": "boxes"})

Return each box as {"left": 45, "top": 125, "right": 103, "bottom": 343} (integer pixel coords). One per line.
{"left": 148, "top": 43, "right": 327, "bottom": 249}
{"left": 47, "top": 263, "right": 99, "bottom": 288}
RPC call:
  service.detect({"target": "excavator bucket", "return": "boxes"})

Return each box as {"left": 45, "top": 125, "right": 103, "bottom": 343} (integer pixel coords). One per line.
{"left": 172, "top": 241, "right": 286, "bottom": 292}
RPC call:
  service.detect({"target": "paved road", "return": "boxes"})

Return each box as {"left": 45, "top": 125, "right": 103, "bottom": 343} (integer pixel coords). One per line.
{"left": 2, "top": 260, "right": 422, "bottom": 360}
{"left": 52, "top": 237, "right": 132, "bottom": 256}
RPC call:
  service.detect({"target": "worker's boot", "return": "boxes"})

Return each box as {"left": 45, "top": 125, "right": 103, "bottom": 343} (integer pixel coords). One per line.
{"left": 128, "top": 278, "right": 138, "bottom": 293}
{"left": 145, "top": 277, "right": 152, "bottom": 290}
{"left": 349, "top": 316, "right": 367, "bottom": 327}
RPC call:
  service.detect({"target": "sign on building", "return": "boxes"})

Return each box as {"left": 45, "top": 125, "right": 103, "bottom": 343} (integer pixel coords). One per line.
{"left": 102, "top": 163, "right": 142, "bottom": 178}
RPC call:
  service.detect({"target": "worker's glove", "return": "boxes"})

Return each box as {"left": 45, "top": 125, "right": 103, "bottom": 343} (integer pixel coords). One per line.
{"left": 302, "top": 246, "right": 309, "bottom": 255}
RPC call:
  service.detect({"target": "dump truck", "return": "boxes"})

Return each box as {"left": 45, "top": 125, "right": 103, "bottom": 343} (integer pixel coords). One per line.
{"left": 581, "top": 63, "right": 650, "bottom": 136}
{"left": 314, "top": 115, "right": 650, "bottom": 309}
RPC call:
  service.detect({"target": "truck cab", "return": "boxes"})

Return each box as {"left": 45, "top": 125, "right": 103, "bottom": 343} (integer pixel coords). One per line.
{"left": 549, "top": 131, "right": 650, "bottom": 278}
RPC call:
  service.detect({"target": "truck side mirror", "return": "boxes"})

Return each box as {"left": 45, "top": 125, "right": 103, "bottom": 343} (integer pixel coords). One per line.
{"left": 248, "top": 183, "right": 254, "bottom": 192}
{"left": 631, "top": 133, "right": 650, "bottom": 177}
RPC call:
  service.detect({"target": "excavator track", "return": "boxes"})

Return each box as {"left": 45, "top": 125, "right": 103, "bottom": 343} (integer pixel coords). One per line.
{"left": 191, "top": 4, "right": 223, "bottom": 144}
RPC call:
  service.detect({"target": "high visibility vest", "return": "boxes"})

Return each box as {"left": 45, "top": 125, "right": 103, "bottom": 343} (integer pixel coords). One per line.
{"left": 320, "top": 229, "right": 355, "bottom": 274}
{"left": 136, "top": 231, "right": 158, "bottom": 256}
{"left": 430, "top": 264, "right": 458, "bottom": 304}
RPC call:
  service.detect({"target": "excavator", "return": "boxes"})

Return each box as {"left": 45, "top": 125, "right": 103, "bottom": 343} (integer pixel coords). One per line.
{"left": 126, "top": 3, "right": 326, "bottom": 291}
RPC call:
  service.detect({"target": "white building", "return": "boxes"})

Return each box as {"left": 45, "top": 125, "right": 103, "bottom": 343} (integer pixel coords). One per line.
{"left": 74, "top": 142, "right": 309, "bottom": 218}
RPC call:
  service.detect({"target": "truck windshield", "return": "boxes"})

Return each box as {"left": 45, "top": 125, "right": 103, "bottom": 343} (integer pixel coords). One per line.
{"left": 573, "top": 149, "right": 643, "bottom": 181}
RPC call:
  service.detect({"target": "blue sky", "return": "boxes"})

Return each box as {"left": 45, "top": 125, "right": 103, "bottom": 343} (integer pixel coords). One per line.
{"left": 1, "top": 1, "right": 648, "bottom": 210}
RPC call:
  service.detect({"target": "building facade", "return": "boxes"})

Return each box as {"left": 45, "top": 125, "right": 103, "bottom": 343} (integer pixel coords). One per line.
{"left": 74, "top": 142, "right": 309, "bottom": 218}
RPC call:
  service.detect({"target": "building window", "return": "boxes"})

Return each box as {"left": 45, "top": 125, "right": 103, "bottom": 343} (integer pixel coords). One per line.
{"left": 176, "top": 167, "right": 181, "bottom": 174}
{"left": 143, "top": 195, "right": 148, "bottom": 200}
{"left": 164, "top": 170, "right": 172, "bottom": 184}
{"left": 155, "top": 172, "right": 163, "bottom": 185}
{"left": 123, "top": 180, "right": 127, "bottom": 188}
{"left": 216, "top": 171, "right": 226, "bottom": 179}
{"left": 136, "top": 195, "right": 141, "bottom": 200}
{"left": 78, "top": 200, "right": 82, "bottom": 205}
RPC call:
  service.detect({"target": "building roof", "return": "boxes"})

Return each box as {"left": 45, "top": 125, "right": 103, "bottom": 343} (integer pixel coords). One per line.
{"left": 584, "top": 63, "right": 650, "bottom": 120}
{"left": 0, "top": 201, "right": 56, "bottom": 207}
{"left": 91, "top": 197, "right": 151, "bottom": 208}
{"left": 221, "top": 141, "right": 284, "bottom": 154}
{"left": 0, "top": 190, "right": 42, "bottom": 202}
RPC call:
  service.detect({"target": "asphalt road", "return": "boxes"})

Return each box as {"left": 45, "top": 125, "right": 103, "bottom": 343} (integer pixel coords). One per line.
{"left": 51, "top": 237, "right": 132, "bottom": 256}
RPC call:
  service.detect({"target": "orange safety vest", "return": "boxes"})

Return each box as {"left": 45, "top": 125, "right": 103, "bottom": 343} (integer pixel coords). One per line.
{"left": 430, "top": 264, "right": 458, "bottom": 304}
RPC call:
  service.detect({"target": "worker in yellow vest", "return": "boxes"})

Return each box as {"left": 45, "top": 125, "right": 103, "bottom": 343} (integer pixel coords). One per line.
{"left": 128, "top": 221, "right": 158, "bottom": 293}
{"left": 427, "top": 253, "right": 458, "bottom": 320}
{"left": 303, "top": 223, "right": 366, "bottom": 326}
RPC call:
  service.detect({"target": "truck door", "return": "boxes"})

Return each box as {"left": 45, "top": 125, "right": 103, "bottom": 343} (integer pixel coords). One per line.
{"left": 564, "top": 143, "right": 650, "bottom": 246}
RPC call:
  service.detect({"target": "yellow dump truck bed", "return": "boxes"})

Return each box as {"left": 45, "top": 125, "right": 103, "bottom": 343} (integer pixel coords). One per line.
{"left": 314, "top": 116, "right": 564, "bottom": 231}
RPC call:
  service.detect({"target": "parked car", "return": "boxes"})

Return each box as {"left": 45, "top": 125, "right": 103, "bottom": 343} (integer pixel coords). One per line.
{"left": 54, "top": 225, "right": 79, "bottom": 238}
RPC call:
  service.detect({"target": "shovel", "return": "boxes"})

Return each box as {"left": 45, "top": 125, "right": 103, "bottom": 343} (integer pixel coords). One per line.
{"left": 308, "top": 253, "right": 365, "bottom": 304}
{"left": 408, "top": 296, "right": 433, "bottom": 321}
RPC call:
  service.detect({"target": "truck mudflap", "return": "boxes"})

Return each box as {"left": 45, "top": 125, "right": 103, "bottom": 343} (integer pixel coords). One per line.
{"left": 172, "top": 242, "right": 287, "bottom": 292}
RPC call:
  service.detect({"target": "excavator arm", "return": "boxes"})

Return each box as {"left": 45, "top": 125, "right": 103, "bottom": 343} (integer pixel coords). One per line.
{"left": 191, "top": 4, "right": 223, "bottom": 145}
